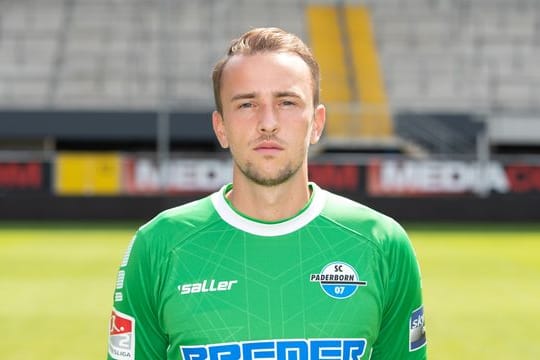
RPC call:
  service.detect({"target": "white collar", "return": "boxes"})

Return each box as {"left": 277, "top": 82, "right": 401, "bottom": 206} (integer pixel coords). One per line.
{"left": 210, "top": 183, "right": 326, "bottom": 236}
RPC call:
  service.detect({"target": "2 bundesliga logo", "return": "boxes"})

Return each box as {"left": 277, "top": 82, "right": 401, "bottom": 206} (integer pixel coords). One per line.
{"left": 310, "top": 262, "right": 367, "bottom": 299}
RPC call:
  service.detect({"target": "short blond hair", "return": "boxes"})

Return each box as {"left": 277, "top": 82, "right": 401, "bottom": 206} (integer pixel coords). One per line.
{"left": 212, "top": 27, "right": 320, "bottom": 114}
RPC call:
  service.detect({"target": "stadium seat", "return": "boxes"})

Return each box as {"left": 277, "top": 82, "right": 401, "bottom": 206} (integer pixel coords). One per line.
{"left": 0, "top": 0, "right": 538, "bottom": 118}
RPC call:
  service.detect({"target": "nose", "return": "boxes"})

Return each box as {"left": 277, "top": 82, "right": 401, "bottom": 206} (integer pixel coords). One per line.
{"left": 257, "top": 105, "right": 279, "bottom": 134}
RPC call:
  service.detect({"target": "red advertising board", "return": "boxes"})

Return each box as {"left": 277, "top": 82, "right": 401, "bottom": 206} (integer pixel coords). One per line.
{"left": 308, "top": 164, "right": 361, "bottom": 192}
{"left": 0, "top": 161, "right": 49, "bottom": 193}
{"left": 121, "top": 157, "right": 540, "bottom": 197}
{"left": 366, "top": 159, "right": 540, "bottom": 196}
{"left": 123, "top": 157, "right": 233, "bottom": 194}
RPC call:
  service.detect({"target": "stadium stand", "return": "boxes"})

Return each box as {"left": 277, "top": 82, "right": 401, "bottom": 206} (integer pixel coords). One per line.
{"left": 371, "top": 0, "right": 540, "bottom": 113}
{"left": 1, "top": 0, "right": 538, "bottom": 111}
{"left": 1, "top": 0, "right": 540, "bottom": 222}
{"left": 0, "top": 0, "right": 539, "bottom": 154}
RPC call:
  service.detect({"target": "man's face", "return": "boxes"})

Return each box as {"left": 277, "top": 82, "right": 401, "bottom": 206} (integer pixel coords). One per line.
{"left": 212, "top": 52, "right": 325, "bottom": 187}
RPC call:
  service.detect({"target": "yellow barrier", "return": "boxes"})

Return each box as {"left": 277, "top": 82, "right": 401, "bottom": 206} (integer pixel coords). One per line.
{"left": 306, "top": 5, "right": 351, "bottom": 137}
{"left": 55, "top": 152, "right": 121, "bottom": 195}
{"left": 306, "top": 4, "right": 394, "bottom": 140}
{"left": 345, "top": 5, "right": 394, "bottom": 137}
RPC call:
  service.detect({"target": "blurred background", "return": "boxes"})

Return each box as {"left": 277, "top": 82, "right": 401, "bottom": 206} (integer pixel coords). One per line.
{"left": 0, "top": 0, "right": 539, "bottom": 359}
{"left": 0, "top": 0, "right": 539, "bottom": 221}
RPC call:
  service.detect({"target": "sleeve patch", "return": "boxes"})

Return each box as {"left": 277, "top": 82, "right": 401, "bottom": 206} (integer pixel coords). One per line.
{"left": 108, "top": 308, "right": 135, "bottom": 360}
{"left": 409, "top": 305, "right": 427, "bottom": 351}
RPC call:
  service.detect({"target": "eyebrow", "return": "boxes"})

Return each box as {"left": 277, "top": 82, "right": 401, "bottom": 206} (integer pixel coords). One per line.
{"left": 274, "top": 91, "right": 302, "bottom": 99}
{"left": 229, "top": 91, "right": 302, "bottom": 102}
{"left": 230, "top": 92, "right": 256, "bottom": 103}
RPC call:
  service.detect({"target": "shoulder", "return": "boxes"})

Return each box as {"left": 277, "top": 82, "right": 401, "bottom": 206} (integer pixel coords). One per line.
{"left": 319, "top": 190, "right": 417, "bottom": 275}
{"left": 141, "top": 195, "right": 218, "bottom": 236}
{"left": 133, "top": 194, "right": 221, "bottom": 254}
{"left": 118, "top": 194, "right": 224, "bottom": 279}
{"left": 320, "top": 189, "right": 409, "bottom": 248}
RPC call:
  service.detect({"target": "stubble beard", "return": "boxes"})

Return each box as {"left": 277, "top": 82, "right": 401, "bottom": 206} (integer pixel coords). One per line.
{"left": 235, "top": 158, "right": 303, "bottom": 187}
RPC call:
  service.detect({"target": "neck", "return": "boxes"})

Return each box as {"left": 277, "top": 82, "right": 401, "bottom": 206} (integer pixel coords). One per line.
{"left": 227, "top": 176, "right": 311, "bottom": 222}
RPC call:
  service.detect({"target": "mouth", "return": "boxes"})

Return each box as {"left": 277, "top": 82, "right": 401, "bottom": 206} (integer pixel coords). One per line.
{"left": 254, "top": 141, "right": 284, "bottom": 154}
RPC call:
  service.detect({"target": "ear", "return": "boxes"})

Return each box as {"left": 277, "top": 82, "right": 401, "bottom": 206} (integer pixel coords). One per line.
{"left": 310, "top": 104, "right": 326, "bottom": 144}
{"left": 212, "top": 111, "right": 230, "bottom": 149}
{"left": 212, "top": 111, "right": 229, "bottom": 149}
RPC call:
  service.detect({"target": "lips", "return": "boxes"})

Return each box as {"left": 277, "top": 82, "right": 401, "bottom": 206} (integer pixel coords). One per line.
{"left": 254, "top": 141, "right": 284, "bottom": 151}
{"left": 253, "top": 141, "right": 284, "bottom": 156}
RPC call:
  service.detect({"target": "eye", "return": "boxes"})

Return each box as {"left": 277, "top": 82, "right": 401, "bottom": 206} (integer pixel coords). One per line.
{"left": 280, "top": 100, "right": 296, "bottom": 107}
{"left": 238, "top": 102, "right": 254, "bottom": 109}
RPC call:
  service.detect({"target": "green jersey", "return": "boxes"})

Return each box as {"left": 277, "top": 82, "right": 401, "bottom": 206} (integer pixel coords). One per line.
{"left": 108, "top": 183, "right": 426, "bottom": 360}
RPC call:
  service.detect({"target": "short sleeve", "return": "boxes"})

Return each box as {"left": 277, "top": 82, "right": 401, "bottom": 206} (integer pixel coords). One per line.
{"left": 107, "top": 229, "right": 168, "bottom": 360}
{"left": 370, "top": 222, "right": 427, "bottom": 359}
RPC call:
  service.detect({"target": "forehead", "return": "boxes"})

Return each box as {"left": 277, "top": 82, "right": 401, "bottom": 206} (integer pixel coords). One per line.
{"left": 220, "top": 52, "right": 313, "bottom": 97}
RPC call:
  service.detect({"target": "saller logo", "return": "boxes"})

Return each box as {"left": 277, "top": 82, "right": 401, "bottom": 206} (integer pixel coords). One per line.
{"left": 108, "top": 308, "right": 135, "bottom": 360}
{"left": 181, "top": 338, "right": 367, "bottom": 360}
{"left": 178, "top": 279, "right": 238, "bottom": 295}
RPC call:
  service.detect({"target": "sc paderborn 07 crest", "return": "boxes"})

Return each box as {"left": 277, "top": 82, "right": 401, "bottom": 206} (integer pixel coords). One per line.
{"left": 310, "top": 262, "right": 367, "bottom": 299}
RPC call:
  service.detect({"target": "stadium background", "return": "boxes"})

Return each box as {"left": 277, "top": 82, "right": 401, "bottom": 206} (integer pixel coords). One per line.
{"left": 0, "top": 0, "right": 539, "bottom": 359}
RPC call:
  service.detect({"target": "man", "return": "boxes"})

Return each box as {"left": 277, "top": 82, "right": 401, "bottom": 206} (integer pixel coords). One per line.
{"left": 108, "top": 27, "right": 427, "bottom": 359}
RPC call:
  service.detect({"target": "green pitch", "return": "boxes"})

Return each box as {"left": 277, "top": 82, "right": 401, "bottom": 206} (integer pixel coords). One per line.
{"left": 0, "top": 221, "right": 539, "bottom": 359}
